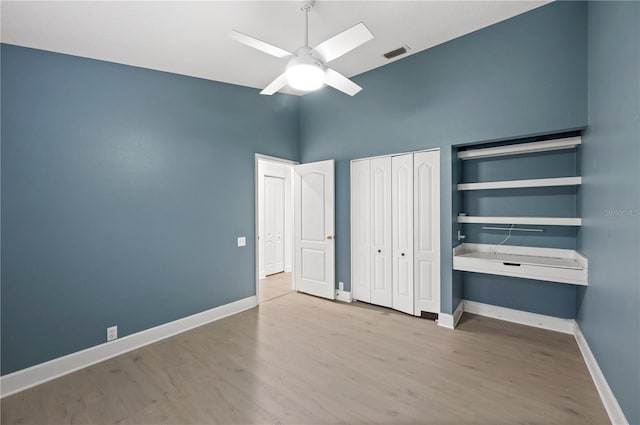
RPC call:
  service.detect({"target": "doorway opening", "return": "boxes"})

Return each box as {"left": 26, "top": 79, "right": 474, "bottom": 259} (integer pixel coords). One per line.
{"left": 255, "top": 155, "right": 296, "bottom": 303}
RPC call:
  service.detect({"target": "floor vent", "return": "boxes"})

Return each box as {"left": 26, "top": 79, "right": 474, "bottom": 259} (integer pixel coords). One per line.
{"left": 420, "top": 311, "right": 438, "bottom": 321}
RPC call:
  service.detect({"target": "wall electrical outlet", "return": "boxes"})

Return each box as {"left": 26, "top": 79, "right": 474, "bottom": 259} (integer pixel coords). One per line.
{"left": 237, "top": 237, "right": 246, "bottom": 247}
{"left": 339, "top": 281, "right": 344, "bottom": 291}
{"left": 107, "top": 326, "right": 118, "bottom": 342}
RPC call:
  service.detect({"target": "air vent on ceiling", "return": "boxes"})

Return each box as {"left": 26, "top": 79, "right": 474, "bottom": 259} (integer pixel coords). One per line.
{"left": 383, "top": 45, "right": 409, "bottom": 60}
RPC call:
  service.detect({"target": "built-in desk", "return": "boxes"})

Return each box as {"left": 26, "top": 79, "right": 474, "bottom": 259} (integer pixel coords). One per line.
{"left": 453, "top": 243, "right": 588, "bottom": 286}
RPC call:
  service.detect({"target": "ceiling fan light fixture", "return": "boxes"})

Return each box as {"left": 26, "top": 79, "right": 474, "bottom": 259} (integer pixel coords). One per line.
{"left": 286, "top": 47, "right": 325, "bottom": 92}
{"left": 286, "top": 63, "right": 325, "bottom": 91}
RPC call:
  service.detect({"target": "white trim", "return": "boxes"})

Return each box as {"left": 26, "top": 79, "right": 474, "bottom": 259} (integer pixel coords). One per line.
{"left": 462, "top": 300, "right": 575, "bottom": 334}
{"left": 453, "top": 300, "right": 464, "bottom": 327}
{"left": 0, "top": 296, "right": 257, "bottom": 398}
{"left": 254, "top": 153, "right": 298, "bottom": 165}
{"left": 437, "top": 300, "right": 465, "bottom": 329}
{"left": 574, "top": 324, "right": 629, "bottom": 425}
{"left": 335, "top": 289, "right": 352, "bottom": 303}
{"left": 457, "top": 176, "right": 582, "bottom": 191}
{"left": 457, "top": 216, "right": 582, "bottom": 226}
{"left": 457, "top": 137, "right": 581, "bottom": 160}
{"left": 350, "top": 147, "right": 440, "bottom": 163}
{"left": 436, "top": 313, "right": 454, "bottom": 329}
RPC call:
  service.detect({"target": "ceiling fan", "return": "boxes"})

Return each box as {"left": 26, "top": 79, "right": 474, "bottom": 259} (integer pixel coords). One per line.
{"left": 229, "top": 1, "right": 374, "bottom": 96}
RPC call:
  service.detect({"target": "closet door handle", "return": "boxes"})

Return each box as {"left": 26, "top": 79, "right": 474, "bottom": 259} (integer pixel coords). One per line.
{"left": 377, "top": 249, "right": 381, "bottom": 253}
{"left": 401, "top": 253, "right": 405, "bottom": 257}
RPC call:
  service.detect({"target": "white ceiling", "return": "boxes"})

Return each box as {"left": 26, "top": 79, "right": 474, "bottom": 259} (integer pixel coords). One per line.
{"left": 1, "top": 1, "right": 549, "bottom": 95}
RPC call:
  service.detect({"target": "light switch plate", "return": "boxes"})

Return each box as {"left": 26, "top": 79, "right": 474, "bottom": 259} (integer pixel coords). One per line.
{"left": 237, "top": 237, "right": 246, "bottom": 247}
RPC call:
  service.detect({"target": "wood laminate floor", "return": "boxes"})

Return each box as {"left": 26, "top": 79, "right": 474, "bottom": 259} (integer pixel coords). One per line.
{"left": 259, "top": 272, "right": 293, "bottom": 303}
{"left": 1, "top": 292, "right": 609, "bottom": 425}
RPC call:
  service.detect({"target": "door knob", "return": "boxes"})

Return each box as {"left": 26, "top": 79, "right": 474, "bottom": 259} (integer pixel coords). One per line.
{"left": 326, "top": 235, "right": 333, "bottom": 240}
{"left": 401, "top": 253, "right": 405, "bottom": 256}
{"left": 377, "top": 249, "right": 381, "bottom": 253}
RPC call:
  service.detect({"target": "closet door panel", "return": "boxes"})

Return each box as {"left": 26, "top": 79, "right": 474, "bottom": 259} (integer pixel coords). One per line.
{"left": 414, "top": 151, "right": 441, "bottom": 314}
{"left": 370, "top": 157, "right": 392, "bottom": 307}
{"left": 392, "top": 154, "right": 414, "bottom": 315}
{"left": 351, "top": 160, "right": 371, "bottom": 303}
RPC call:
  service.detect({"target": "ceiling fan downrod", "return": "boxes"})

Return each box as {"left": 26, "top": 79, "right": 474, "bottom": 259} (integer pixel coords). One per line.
{"left": 301, "top": 1, "right": 314, "bottom": 47}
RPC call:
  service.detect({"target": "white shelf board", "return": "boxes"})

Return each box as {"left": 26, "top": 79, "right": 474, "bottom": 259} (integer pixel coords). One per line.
{"left": 453, "top": 243, "right": 588, "bottom": 286}
{"left": 457, "top": 216, "right": 582, "bottom": 226}
{"left": 458, "top": 176, "right": 582, "bottom": 191}
{"left": 457, "top": 137, "right": 581, "bottom": 160}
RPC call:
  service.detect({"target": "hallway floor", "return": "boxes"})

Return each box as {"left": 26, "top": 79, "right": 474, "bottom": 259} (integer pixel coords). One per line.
{"left": 258, "top": 272, "right": 293, "bottom": 303}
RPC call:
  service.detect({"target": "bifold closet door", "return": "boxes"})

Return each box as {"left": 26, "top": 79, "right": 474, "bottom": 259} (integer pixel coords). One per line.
{"left": 414, "top": 151, "right": 440, "bottom": 314}
{"left": 351, "top": 160, "right": 371, "bottom": 303}
{"left": 392, "top": 154, "right": 414, "bottom": 315}
{"left": 370, "top": 157, "right": 392, "bottom": 307}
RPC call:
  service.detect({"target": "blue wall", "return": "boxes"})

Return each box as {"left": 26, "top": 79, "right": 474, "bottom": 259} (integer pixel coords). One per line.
{"left": 0, "top": 44, "right": 300, "bottom": 374}
{"left": 577, "top": 2, "right": 640, "bottom": 423}
{"left": 299, "top": 1, "right": 588, "bottom": 314}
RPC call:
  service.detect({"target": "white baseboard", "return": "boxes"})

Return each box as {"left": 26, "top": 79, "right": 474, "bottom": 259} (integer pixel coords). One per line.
{"left": 437, "top": 313, "right": 454, "bottom": 329}
{"left": 453, "top": 301, "right": 464, "bottom": 327}
{"left": 284, "top": 265, "right": 292, "bottom": 273}
{"left": 335, "top": 289, "right": 352, "bottom": 303}
{"left": 437, "top": 300, "right": 464, "bottom": 329}
{"left": 0, "top": 296, "right": 257, "bottom": 398}
{"left": 574, "top": 324, "right": 629, "bottom": 425}
{"left": 259, "top": 271, "right": 266, "bottom": 279}
{"left": 462, "top": 300, "right": 575, "bottom": 334}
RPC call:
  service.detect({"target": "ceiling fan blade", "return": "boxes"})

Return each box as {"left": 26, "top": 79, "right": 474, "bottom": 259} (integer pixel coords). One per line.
{"left": 260, "top": 73, "right": 288, "bottom": 95}
{"left": 324, "top": 68, "right": 362, "bottom": 96}
{"left": 313, "top": 22, "right": 374, "bottom": 63}
{"left": 228, "top": 30, "right": 292, "bottom": 58}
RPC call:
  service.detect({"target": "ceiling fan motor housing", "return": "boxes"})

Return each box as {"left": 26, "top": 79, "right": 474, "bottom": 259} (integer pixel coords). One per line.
{"left": 288, "top": 47, "right": 324, "bottom": 70}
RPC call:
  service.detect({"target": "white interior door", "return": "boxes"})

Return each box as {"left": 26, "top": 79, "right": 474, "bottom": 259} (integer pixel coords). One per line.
{"left": 370, "top": 157, "right": 393, "bottom": 308}
{"left": 392, "top": 154, "right": 414, "bottom": 315}
{"left": 264, "top": 176, "right": 285, "bottom": 276}
{"left": 351, "top": 160, "right": 371, "bottom": 303}
{"left": 264, "top": 177, "right": 275, "bottom": 276}
{"left": 414, "top": 151, "right": 441, "bottom": 314}
{"left": 294, "top": 160, "right": 335, "bottom": 299}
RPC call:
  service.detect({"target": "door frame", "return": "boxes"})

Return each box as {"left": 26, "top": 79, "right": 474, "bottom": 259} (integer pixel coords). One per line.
{"left": 255, "top": 154, "right": 299, "bottom": 304}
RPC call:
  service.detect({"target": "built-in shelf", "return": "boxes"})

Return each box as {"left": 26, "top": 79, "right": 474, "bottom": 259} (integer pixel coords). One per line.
{"left": 457, "top": 216, "right": 582, "bottom": 226}
{"left": 457, "top": 136, "right": 581, "bottom": 160}
{"left": 453, "top": 243, "right": 588, "bottom": 286}
{"left": 457, "top": 176, "right": 582, "bottom": 191}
